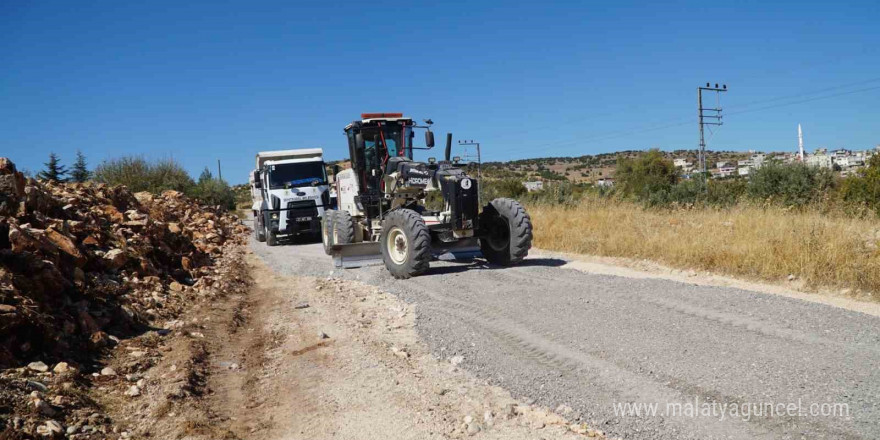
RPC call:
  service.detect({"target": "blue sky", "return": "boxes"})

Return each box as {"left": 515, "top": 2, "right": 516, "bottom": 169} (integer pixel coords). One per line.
{"left": 2, "top": 0, "right": 878, "bottom": 184}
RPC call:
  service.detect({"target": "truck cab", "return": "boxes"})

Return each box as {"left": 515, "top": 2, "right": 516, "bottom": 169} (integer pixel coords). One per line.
{"left": 252, "top": 148, "right": 331, "bottom": 246}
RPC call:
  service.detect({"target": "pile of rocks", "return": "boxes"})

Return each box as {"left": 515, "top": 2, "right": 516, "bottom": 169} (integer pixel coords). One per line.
{"left": 1, "top": 157, "right": 249, "bottom": 437}
{"left": 0, "top": 157, "right": 247, "bottom": 365}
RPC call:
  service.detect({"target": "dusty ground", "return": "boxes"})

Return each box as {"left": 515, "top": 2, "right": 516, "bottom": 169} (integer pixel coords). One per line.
{"left": 110, "top": 251, "right": 602, "bottom": 440}
{"left": 252, "top": 238, "right": 880, "bottom": 440}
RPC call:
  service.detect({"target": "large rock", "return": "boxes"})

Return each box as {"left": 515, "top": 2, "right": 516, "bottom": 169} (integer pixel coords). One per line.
{"left": 44, "top": 228, "right": 87, "bottom": 267}
{"left": 0, "top": 158, "right": 25, "bottom": 216}
{"left": 28, "top": 361, "right": 49, "bottom": 372}
{"left": 103, "top": 249, "right": 128, "bottom": 269}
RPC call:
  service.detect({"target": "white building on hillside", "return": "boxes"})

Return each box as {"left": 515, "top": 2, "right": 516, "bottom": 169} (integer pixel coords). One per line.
{"left": 806, "top": 153, "right": 833, "bottom": 169}
{"left": 673, "top": 158, "right": 694, "bottom": 174}
{"left": 523, "top": 181, "right": 544, "bottom": 192}
{"left": 750, "top": 153, "right": 766, "bottom": 168}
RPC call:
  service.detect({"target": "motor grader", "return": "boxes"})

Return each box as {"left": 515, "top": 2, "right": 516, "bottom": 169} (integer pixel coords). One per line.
{"left": 322, "top": 113, "right": 532, "bottom": 279}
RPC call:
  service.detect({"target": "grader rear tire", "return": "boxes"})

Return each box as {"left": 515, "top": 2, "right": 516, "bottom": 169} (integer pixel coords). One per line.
{"left": 379, "top": 209, "right": 431, "bottom": 279}
{"left": 479, "top": 198, "right": 532, "bottom": 266}
{"left": 322, "top": 211, "right": 336, "bottom": 255}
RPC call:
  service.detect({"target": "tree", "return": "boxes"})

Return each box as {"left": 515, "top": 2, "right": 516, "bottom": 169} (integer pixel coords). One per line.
{"left": 198, "top": 167, "right": 213, "bottom": 184}
{"left": 615, "top": 149, "right": 678, "bottom": 201}
{"left": 36, "top": 153, "right": 68, "bottom": 182}
{"left": 70, "top": 150, "right": 90, "bottom": 183}
{"left": 840, "top": 154, "right": 880, "bottom": 215}
{"left": 193, "top": 176, "right": 236, "bottom": 209}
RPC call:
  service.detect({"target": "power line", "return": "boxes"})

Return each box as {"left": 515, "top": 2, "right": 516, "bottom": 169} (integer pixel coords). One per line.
{"left": 725, "top": 84, "right": 880, "bottom": 117}
{"left": 491, "top": 79, "right": 880, "bottom": 160}
{"left": 729, "top": 76, "right": 880, "bottom": 111}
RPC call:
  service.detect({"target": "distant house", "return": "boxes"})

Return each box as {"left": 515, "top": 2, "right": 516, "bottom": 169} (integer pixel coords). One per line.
{"left": 806, "top": 153, "right": 832, "bottom": 169}
{"left": 750, "top": 153, "right": 766, "bottom": 168}
{"left": 715, "top": 166, "right": 737, "bottom": 178}
{"left": 674, "top": 158, "right": 694, "bottom": 173}
{"left": 595, "top": 178, "right": 614, "bottom": 187}
{"left": 523, "top": 181, "right": 544, "bottom": 192}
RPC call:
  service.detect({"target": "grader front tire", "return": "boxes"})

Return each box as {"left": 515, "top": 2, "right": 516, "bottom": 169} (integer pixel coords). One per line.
{"left": 379, "top": 209, "right": 431, "bottom": 279}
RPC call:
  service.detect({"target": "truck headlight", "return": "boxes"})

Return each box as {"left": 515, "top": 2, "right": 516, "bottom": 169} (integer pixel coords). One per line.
{"left": 271, "top": 213, "right": 279, "bottom": 220}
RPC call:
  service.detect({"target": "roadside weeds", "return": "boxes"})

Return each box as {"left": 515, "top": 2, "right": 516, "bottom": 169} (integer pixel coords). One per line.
{"left": 529, "top": 199, "right": 880, "bottom": 301}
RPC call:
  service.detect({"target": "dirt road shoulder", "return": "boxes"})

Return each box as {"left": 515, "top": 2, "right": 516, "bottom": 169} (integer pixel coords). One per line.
{"left": 222, "top": 252, "right": 611, "bottom": 439}
{"left": 111, "top": 250, "right": 606, "bottom": 439}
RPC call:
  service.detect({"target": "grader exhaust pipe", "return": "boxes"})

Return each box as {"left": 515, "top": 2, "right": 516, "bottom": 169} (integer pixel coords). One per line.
{"left": 445, "top": 133, "right": 452, "bottom": 161}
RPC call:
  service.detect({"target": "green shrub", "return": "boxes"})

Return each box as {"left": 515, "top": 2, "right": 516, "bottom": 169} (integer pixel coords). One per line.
{"left": 839, "top": 154, "right": 880, "bottom": 215}
{"left": 708, "top": 178, "right": 747, "bottom": 207}
{"left": 615, "top": 149, "right": 678, "bottom": 201}
{"left": 747, "top": 162, "right": 835, "bottom": 208}
{"left": 93, "top": 156, "right": 195, "bottom": 194}
{"left": 192, "top": 177, "right": 236, "bottom": 209}
{"left": 523, "top": 182, "right": 587, "bottom": 205}
{"left": 666, "top": 179, "right": 703, "bottom": 206}
{"left": 481, "top": 178, "right": 527, "bottom": 201}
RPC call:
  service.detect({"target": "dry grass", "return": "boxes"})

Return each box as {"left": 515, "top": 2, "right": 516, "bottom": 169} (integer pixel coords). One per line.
{"left": 528, "top": 196, "right": 880, "bottom": 300}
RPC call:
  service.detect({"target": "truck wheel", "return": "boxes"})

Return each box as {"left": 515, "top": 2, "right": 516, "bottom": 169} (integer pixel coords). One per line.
{"left": 266, "top": 225, "right": 278, "bottom": 247}
{"left": 333, "top": 211, "right": 354, "bottom": 245}
{"left": 322, "top": 211, "right": 336, "bottom": 255}
{"left": 479, "top": 198, "right": 532, "bottom": 266}
{"left": 254, "top": 213, "right": 266, "bottom": 242}
{"left": 380, "top": 209, "right": 431, "bottom": 279}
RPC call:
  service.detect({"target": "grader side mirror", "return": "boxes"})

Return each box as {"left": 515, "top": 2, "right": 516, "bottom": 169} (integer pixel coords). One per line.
{"left": 425, "top": 131, "right": 435, "bottom": 148}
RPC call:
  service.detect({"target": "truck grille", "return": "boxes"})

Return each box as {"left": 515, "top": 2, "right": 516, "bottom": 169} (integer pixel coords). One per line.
{"left": 287, "top": 200, "right": 318, "bottom": 222}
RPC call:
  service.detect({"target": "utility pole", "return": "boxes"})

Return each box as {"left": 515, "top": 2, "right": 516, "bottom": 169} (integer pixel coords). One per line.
{"left": 457, "top": 140, "right": 482, "bottom": 205}
{"left": 697, "top": 83, "right": 727, "bottom": 182}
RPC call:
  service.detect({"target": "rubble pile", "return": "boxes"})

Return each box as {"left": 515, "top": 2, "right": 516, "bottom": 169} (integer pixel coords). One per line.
{"left": 0, "top": 157, "right": 248, "bottom": 367}
{"left": 1, "top": 157, "right": 250, "bottom": 438}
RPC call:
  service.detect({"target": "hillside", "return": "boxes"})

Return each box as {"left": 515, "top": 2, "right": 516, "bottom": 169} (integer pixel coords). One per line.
{"left": 482, "top": 150, "right": 752, "bottom": 183}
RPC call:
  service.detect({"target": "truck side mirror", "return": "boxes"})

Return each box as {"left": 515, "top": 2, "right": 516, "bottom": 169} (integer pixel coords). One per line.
{"left": 332, "top": 164, "right": 340, "bottom": 176}
{"left": 355, "top": 133, "right": 365, "bottom": 151}
{"left": 253, "top": 170, "right": 262, "bottom": 189}
{"left": 425, "top": 131, "right": 435, "bottom": 148}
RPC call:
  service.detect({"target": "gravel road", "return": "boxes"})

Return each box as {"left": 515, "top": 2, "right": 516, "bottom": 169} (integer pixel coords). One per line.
{"left": 251, "top": 235, "right": 880, "bottom": 440}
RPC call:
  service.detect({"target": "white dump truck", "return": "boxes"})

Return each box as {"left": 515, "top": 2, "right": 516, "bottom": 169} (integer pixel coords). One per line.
{"left": 251, "top": 148, "right": 332, "bottom": 246}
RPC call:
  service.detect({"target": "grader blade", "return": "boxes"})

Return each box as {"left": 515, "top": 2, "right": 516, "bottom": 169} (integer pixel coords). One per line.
{"left": 331, "top": 242, "right": 382, "bottom": 269}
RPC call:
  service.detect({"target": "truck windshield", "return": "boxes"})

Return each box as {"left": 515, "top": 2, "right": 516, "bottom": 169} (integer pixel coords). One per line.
{"left": 267, "top": 162, "right": 326, "bottom": 189}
